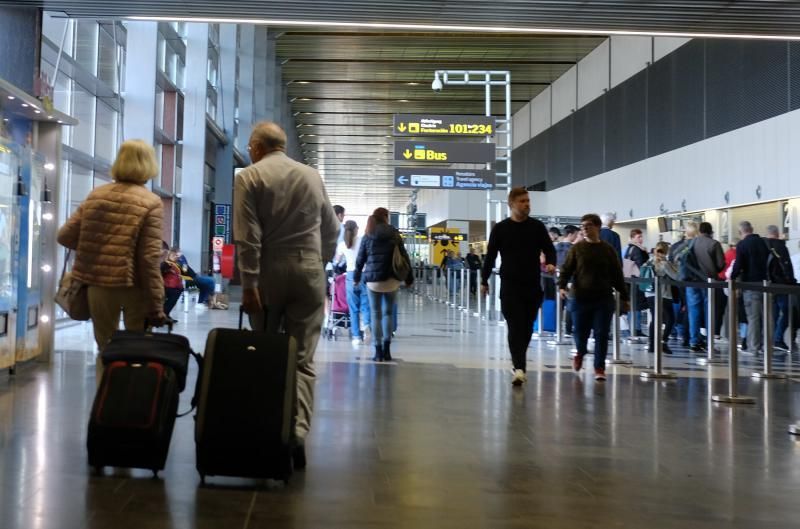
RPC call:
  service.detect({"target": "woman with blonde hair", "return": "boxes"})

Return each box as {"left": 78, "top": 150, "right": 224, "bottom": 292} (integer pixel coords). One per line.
{"left": 57, "top": 139, "right": 166, "bottom": 378}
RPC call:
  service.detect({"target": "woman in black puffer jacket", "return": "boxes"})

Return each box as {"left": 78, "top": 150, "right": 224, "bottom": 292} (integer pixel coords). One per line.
{"left": 353, "top": 207, "right": 413, "bottom": 361}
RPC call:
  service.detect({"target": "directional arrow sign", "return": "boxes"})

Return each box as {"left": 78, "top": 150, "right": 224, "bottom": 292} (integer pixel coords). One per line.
{"left": 393, "top": 114, "right": 496, "bottom": 136}
{"left": 394, "top": 167, "right": 495, "bottom": 190}
{"left": 393, "top": 141, "right": 496, "bottom": 163}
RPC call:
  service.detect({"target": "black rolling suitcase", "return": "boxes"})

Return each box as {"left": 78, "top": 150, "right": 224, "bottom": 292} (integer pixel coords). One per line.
{"left": 87, "top": 325, "right": 201, "bottom": 476}
{"left": 195, "top": 309, "right": 297, "bottom": 485}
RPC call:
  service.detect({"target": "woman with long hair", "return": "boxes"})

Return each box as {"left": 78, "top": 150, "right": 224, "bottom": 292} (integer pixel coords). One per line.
{"left": 335, "top": 220, "right": 371, "bottom": 345}
{"left": 354, "top": 207, "right": 413, "bottom": 361}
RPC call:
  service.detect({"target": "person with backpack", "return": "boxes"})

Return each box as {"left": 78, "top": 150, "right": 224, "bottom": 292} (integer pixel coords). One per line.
{"left": 641, "top": 242, "right": 678, "bottom": 354}
{"left": 671, "top": 221, "right": 701, "bottom": 347}
{"left": 765, "top": 225, "right": 796, "bottom": 350}
{"left": 353, "top": 207, "right": 414, "bottom": 362}
{"left": 684, "top": 222, "right": 725, "bottom": 352}
{"left": 731, "top": 221, "right": 770, "bottom": 354}
{"left": 623, "top": 229, "right": 649, "bottom": 337}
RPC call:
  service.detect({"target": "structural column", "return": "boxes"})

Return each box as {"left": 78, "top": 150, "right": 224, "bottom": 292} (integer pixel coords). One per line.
{"left": 179, "top": 22, "right": 210, "bottom": 270}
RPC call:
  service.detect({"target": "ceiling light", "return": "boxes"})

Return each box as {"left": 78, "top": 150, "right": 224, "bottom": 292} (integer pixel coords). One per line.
{"left": 6, "top": 96, "right": 14, "bottom": 100}
{"left": 21, "top": 103, "right": 28, "bottom": 108}
{"left": 47, "top": 116, "right": 53, "bottom": 120}
{"left": 397, "top": 99, "right": 410, "bottom": 103}
{"left": 432, "top": 72, "right": 443, "bottom": 92}
{"left": 406, "top": 82, "right": 420, "bottom": 86}
{"left": 34, "top": 110, "right": 41, "bottom": 114}
{"left": 57, "top": 120, "right": 63, "bottom": 124}
{"left": 43, "top": 162, "right": 55, "bottom": 171}
{"left": 130, "top": 16, "right": 800, "bottom": 41}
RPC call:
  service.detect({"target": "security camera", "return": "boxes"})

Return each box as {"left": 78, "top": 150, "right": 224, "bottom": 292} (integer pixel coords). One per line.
{"left": 431, "top": 72, "right": 443, "bottom": 92}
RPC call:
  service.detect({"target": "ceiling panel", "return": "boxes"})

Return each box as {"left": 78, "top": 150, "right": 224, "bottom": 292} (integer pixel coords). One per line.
{"left": 18, "top": 0, "right": 800, "bottom": 214}
{"left": 14, "top": 1, "right": 800, "bottom": 37}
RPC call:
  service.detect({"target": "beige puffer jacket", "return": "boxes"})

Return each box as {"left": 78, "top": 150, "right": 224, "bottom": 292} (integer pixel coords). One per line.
{"left": 57, "top": 182, "right": 164, "bottom": 313}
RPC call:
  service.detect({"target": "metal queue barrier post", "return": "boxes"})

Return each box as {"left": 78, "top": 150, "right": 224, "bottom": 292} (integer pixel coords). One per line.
{"left": 533, "top": 275, "right": 551, "bottom": 339}
{"left": 789, "top": 299, "right": 795, "bottom": 355}
{"left": 712, "top": 279, "right": 756, "bottom": 404}
{"left": 459, "top": 269, "right": 466, "bottom": 310}
{"left": 627, "top": 279, "right": 645, "bottom": 345}
{"left": 548, "top": 272, "right": 571, "bottom": 346}
{"left": 607, "top": 290, "right": 633, "bottom": 365}
{"left": 752, "top": 280, "right": 786, "bottom": 380}
{"left": 698, "top": 278, "right": 726, "bottom": 366}
{"left": 641, "top": 276, "right": 675, "bottom": 378}
{"left": 463, "top": 269, "right": 470, "bottom": 314}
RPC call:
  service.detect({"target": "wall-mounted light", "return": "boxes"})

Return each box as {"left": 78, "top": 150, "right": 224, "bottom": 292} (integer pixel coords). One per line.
{"left": 724, "top": 191, "right": 730, "bottom": 204}
{"left": 756, "top": 185, "right": 763, "bottom": 199}
{"left": 41, "top": 264, "right": 51, "bottom": 272}
{"left": 43, "top": 162, "right": 55, "bottom": 171}
{"left": 40, "top": 315, "right": 50, "bottom": 324}
{"left": 42, "top": 212, "right": 53, "bottom": 221}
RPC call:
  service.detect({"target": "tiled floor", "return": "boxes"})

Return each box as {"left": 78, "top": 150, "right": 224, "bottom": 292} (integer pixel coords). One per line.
{"left": 3, "top": 289, "right": 800, "bottom": 528}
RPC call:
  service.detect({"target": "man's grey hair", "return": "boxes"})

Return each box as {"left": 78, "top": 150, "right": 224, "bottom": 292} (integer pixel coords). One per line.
{"left": 766, "top": 224, "right": 780, "bottom": 237}
{"left": 739, "top": 220, "right": 754, "bottom": 234}
{"left": 250, "top": 121, "right": 287, "bottom": 151}
{"left": 600, "top": 212, "right": 616, "bottom": 227}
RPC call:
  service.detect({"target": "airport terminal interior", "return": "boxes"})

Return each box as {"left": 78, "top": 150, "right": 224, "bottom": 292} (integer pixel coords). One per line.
{"left": 3, "top": 1, "right": 800, "bottom": 528}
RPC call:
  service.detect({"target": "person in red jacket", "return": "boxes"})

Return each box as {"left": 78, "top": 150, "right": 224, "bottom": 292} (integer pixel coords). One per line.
{"left": 160, "top": 242, "right": 184, "bottom": 323}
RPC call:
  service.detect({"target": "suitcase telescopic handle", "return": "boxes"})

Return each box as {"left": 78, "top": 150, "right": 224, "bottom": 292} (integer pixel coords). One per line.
{"left": 238, "top": 305, "right": 269, "bottom": 331}
{"left": 144, "top": 319, "right": 173, "bottom": 333}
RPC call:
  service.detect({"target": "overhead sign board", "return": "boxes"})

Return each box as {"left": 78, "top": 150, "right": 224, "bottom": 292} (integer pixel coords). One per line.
{"left": 393, "top": 114, "right": 495, "bottom": 137}
{"left": 393, "top": 140, "right": 496, "bottom": 164}
{"left": 394, "top": 167, "right": 495, "bottom": 190}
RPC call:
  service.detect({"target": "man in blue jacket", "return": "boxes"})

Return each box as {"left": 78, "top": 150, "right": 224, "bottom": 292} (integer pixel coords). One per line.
{"left": 600, "top": 212, "right": 622, "bottom": 263}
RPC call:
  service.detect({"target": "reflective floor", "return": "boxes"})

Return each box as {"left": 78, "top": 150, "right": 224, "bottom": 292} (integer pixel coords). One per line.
{"left": 3, "top": 290, "right": 800, "bottom": 528}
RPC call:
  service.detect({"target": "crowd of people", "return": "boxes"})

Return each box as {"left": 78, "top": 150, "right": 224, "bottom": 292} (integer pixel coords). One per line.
{"left": 56, "top": 123, "right": 800, "bottom": 470}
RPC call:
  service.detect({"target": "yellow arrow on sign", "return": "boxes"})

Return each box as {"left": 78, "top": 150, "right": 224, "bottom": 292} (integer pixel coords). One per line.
{"left": 403, "top": 149, "right": 412, "bottom": 159}
{"left": 397, "top": 123, "right": 407, "bottom": 132}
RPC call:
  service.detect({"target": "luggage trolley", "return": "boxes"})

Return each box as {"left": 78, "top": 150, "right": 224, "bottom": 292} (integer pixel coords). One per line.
{"left": 324, "top": 273, "right": 350, "bottom": 340}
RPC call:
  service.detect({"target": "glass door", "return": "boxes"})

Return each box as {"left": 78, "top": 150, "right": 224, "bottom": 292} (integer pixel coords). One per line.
{"left": 0, "top": 139, "right": 18, "bottom": 370}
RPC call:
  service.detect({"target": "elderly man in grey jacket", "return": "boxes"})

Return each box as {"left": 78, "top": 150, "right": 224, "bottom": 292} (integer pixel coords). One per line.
{"left": 687, "top": 221, "right": 725, "bottom": 351}
{"left": 235, "top": 121, "right": 340, "bottom": 469}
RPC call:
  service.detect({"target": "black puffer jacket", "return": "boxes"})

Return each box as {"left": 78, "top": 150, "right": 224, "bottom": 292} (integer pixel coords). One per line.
{"left": 353, "top": 223, "right": 413, "bottom": 284}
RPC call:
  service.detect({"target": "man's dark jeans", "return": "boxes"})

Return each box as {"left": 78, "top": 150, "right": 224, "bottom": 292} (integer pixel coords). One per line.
{"left": 571, "top": 296, "right": 614, "bottom": 370}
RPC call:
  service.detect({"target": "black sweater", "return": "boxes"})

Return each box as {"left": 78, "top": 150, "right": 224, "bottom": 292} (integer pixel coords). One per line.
{"left": 481, "top": 217, "right": 556, "bottom": 294}
{"left": 558, "top": 241, "right": 629, "bottom": 302}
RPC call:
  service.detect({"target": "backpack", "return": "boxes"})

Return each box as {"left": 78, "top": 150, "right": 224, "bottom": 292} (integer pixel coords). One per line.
{"left": 622, "top": 245, "right": 640, "bottom": 278}
{"left": 638, "top": 260, "right": 655, "bottom": 293}
{"left": 766, "top": 243, "right": 795, "bottom": 284}
{"left": 677, "top": 239, "right": 704, "bottom": 281}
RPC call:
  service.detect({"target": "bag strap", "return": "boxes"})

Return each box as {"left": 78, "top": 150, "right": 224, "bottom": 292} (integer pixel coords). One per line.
{"left": 177, "top": 350, "right": 203, "bottom": 418}
{"left": 60, "top": 249, "right": 72, "bottom": 281}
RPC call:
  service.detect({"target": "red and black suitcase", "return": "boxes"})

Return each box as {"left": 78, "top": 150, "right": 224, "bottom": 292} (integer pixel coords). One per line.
{"left": 195, "top": 309, "right": 297, "bottom": 485}
{"left": 87, "top": 326, "right": 200, "bottom": 476}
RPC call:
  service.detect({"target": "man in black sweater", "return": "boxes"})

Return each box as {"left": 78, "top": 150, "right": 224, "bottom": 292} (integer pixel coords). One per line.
{"left": 481, "top": 187, "right": 556, "bottom": 386}
{"left": 558, "top": 214, "right": 630, "bottom": 381}
{"left": 730, "top": 220, "right": 769, "bottom": 353}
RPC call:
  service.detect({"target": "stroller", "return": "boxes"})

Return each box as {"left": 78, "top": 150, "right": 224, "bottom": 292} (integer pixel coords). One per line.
{"left": 324, "top": 273, "right": 350, "bottom": 340}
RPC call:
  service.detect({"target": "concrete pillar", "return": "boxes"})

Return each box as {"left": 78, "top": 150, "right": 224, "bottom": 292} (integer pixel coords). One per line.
{"left": 214, "top": 23, "right": 237, "bottom": 207}
{"left": 237, "top": 24, "right": 256, "bottom": 157}
{"left": 122, "top": 22, "right": 157, "bottom": 143}
{"left": 180, "top": 22, "right": 210, "bottom": 271}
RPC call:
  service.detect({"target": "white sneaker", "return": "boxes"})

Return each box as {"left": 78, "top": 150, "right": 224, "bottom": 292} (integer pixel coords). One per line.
{"left": 511, "top": 369, "right": 527, "bottom": 386}
{"left": 194, "top": 303, "right": 208, "bottom": 311}
{"left": 351, "top": 337, "right": 362, "bottom": 346}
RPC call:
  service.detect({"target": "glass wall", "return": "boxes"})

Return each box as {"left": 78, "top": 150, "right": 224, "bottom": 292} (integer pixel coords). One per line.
{"left": 40, "top": 13, "right": 126, "bottom": 232}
